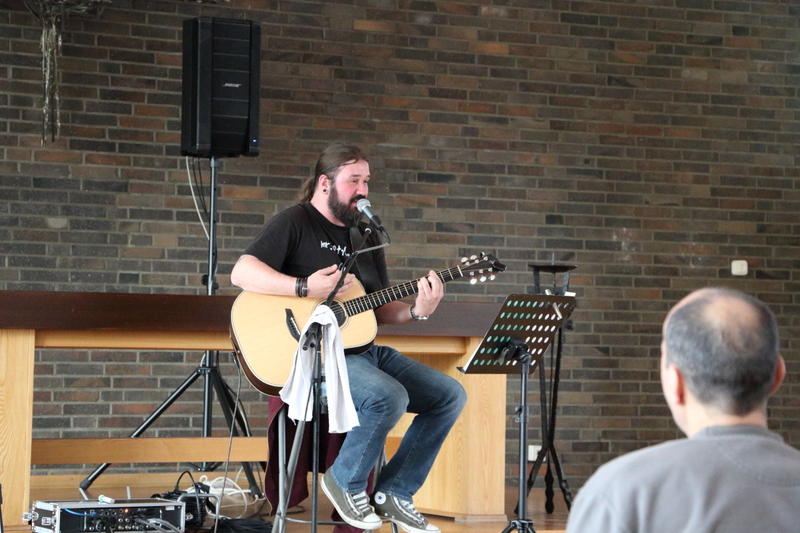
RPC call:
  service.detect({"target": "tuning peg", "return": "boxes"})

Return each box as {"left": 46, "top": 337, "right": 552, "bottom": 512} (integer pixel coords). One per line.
{"left": 480, "top": 276, "right": 487, "bottom": 282}
{"left": 470, "top": 278, "right": 477, "bottom": 284}
{"left": 469, "top": 255, "right": 477, "bottom": 260}
{"left": 461, "top": 257, "right": 468, "bottom": 263}
{"left": 489, "top": 275, "right": 496, "bottom": 281}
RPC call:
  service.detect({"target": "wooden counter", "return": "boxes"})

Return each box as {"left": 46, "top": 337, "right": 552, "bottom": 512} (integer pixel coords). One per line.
{"left": 0, "top": 291, "right": 505, "bottom": 528}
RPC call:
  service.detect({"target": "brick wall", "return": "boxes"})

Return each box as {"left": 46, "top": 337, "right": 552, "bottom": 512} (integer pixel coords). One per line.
{"left": 1, "top": 0, "right": 798, "bottom": 487}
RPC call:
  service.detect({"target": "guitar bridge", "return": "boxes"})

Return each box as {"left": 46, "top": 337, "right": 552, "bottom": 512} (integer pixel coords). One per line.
{"left": 285, "top": 309, "right": 301, "bottom": 341}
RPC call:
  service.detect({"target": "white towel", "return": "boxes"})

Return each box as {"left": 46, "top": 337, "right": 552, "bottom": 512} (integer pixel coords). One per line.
{"left": 279, "top": 305, "right": 359, "bottom": 433}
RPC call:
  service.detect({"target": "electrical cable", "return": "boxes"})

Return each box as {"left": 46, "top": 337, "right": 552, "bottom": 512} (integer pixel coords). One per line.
{"left": 134, "top": 518, "right": 167, "bottom": 533}
{"left": 227, "top": 356, "right": 259, "bottom": 438}
{"left": 219, "top": 369, "right": 244, "bottom": 524}
{"left": 153, "top": 469, "right": 211, "bottom": 532}
{"left": 94, "top": 517, "right": 113, "bottom": 533}
{"left": 187, "top": 155, "right": 219, "bottom": 286}
{"left": 203, "top": 365, "right": 267, "bottom": 530}
{"left": 192, "top": 157, "right": 208, "bottom": 214}
{"left": 201, "top": 475, "right": 256, "bottom": 519}
{"left": 177, "top": 470, "right": 207, "bottom": 531}
{"left": 186, "top": 156, "right": 210, "bottom": 240}
{"left": 214, "top": 517, "right": 272, "bottom": 533}
{"left": 62, "top": 509, "right": 97, "bottom": 517}
{"left": 219, "top": 371, "right": 253, "bottom": 436}
{"left": 147, "top": 518, "right": 183, "bottom": 533}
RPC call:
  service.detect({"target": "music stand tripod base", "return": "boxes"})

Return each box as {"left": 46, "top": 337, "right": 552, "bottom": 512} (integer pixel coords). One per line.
{"left": 459, "top": 294, "right": 576, "bottom": 533}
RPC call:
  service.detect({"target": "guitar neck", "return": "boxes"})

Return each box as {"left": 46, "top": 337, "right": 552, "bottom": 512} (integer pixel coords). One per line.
{"left": 342, "top": 266, "right": 463, "bottom": 317}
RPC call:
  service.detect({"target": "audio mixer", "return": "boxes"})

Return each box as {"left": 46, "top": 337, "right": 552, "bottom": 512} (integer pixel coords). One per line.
{"left": 24, "top": 499, "right": 185, "bottom": 533}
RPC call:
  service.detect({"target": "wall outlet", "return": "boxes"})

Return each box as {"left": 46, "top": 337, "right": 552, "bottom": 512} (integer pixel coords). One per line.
{"left": 527, "top": 444, "right": 541, "bottom": 461}
{"left": 731, "top": 260, "right": 748, "bottom": 276}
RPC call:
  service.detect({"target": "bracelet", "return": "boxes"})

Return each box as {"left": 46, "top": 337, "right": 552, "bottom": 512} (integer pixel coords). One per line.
{"left": 295, "top": 277, "right": 309, "bottom": 298}
{"left": 410, "top": 304, "right": 428, "bottom": 321}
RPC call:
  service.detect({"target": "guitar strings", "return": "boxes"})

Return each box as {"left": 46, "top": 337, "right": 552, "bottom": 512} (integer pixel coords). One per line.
{"left": 342, "top": 265, "right": 469, "bottom": 316}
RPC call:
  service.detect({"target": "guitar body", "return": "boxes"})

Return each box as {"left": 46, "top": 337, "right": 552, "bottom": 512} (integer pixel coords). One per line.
{"left": 230, "top": 252, "right": 505, "bottom": 395}
{"left": 230, "top": 281, "right": 378, "bottom": 395}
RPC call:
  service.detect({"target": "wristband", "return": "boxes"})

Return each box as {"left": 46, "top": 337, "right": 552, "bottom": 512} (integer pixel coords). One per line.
{"left": 295, "top": 277, "right": 309, "bottom": 298}
{"left": 410, "top": 304, "right": 428, "bottom": 321}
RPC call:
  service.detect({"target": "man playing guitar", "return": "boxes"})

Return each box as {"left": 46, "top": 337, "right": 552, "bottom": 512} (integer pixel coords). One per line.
{"left": 230, "top": 142, "right": 466, "bottom": 533}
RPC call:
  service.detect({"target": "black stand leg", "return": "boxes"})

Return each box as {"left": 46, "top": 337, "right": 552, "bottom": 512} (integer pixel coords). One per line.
{"left": 0, "top": 484, "right": 5, "bottom": 533}
{"left": 80, "top": 352, "right": 262, "bottom": 495}
{"left": 272, "top": 324, "right": 325, "bottom": 533}
{"left": 545, "top": 328, "right": 572, "bottom": 511}
{"left": 310, "top": 335, "right": 323, "bottom": 533}
{"left": 502, "top": 519, "right": 536, "bottom": 533}
{"left": 522, "top": 329, "right": 573, "bottom": 513}
{"left": 81, "top": 366, "right": 203, "bottom": 489}
{"left": 503, "top": 355, "right": 537, "bottom": 533}
{"left": 207, "top": 354, "right": 263, "bottom": 497}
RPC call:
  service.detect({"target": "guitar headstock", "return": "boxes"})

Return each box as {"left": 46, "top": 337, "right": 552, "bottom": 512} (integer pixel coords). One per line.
{"left": 460, "top": 253, "right": 507, "bottom": 284}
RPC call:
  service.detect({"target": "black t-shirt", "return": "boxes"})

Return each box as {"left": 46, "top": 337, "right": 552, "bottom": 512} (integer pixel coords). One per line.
{"left": 244, "top": 203, "right": 389, "bottom": 294}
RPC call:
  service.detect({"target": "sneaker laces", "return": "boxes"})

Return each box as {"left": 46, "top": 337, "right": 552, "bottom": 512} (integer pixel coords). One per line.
{"left": 397, "top": 498, "right": 426, "bottom": 524}
{"left": 350, "top": 491, "right": 374, "bottom": 517}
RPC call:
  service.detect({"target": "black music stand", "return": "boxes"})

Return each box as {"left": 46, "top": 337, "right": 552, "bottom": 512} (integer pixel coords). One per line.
{"left": 459, "top": 293, "right": 576, "bottom": 533}
{"left": 524, "top": 264, "right": 576, "bottom": 514}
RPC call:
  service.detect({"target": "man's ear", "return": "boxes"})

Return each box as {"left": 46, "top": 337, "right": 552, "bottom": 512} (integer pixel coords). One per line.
{"left": 768, "top": 355, "right": 786, "bottom": 395}
{"left": 662, "top": 362, "right": 687, "bottom": 408}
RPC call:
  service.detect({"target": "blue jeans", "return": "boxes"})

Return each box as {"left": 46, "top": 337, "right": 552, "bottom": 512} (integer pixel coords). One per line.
{"left": 328, "top": 345, "right": 467, "bottom": 502}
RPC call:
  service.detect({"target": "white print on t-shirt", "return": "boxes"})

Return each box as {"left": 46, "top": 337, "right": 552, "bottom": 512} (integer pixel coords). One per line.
{"left": 320, "top": 241, "right": 349, "bottom": 258}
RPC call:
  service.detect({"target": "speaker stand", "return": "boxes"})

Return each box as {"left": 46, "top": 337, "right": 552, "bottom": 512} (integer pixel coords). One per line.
{"left": 81, "top": 157, "right": 262, "bottom": 497}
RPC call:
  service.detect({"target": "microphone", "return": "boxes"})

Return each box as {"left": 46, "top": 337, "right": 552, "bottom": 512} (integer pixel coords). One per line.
{"left": 356, "top": 199, "right": 390, "bottom": 242}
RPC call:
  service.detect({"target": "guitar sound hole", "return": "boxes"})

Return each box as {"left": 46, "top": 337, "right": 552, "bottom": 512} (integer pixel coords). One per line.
{"left": 329, "top": 302, "right": 346, "bottom": 327}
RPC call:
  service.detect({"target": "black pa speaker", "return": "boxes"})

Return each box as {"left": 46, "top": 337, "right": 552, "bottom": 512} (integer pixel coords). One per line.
{"left": 181, "top": 17, "right": 261, "bottom": 158}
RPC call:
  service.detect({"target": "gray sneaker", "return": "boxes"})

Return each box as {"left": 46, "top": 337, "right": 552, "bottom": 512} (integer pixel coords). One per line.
{"left": 372, "top": 492, "right": 440, "bottom": 533}
{"left": 321, "top": 470, "right": 382, "bottom": 530}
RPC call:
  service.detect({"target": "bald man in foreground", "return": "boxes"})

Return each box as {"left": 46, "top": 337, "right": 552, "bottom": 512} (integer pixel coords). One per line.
{"left": 566, "top": 288, "right": 800, "bottom": 533}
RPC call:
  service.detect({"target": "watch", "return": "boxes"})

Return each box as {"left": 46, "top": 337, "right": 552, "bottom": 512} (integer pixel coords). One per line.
{"left": 410, "top": 304, "right": 428, "bottom": 321}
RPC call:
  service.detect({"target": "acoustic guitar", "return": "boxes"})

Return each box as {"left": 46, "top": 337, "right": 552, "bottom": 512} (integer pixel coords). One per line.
{"left": 230, "top": 253, "right": 506, "bottom": 395}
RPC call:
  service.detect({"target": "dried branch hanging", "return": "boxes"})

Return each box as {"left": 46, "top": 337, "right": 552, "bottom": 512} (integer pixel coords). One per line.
{"left": 23, "top": 0, "right": 111, "bottom": 145}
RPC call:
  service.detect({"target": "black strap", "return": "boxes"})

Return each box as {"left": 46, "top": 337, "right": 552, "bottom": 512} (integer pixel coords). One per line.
{"left": 349, "top": 225, "right": 382, "bottom": 294}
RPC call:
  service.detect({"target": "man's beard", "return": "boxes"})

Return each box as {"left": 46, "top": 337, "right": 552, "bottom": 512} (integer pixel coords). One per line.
{"left": 327, "top": 184, "right": 363, "bottom": 227}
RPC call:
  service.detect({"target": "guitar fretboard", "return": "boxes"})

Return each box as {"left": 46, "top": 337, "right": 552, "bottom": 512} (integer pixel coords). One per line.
{"left": 343, "top": 266, "right": 464, "bottom": 316}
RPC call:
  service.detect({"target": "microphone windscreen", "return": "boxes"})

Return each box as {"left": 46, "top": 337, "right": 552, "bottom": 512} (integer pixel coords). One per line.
{"left": 356, "top": 198, "right": 371, "bottom": 213}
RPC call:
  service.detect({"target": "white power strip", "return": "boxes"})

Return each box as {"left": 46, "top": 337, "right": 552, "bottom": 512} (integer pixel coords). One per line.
{"left": 190, "top": 476, "right": 260, "bottom": 519}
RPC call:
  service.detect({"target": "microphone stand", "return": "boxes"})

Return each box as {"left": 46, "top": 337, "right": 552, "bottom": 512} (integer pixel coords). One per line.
{"left": 297, "top": 226, "right": 384, "bottom": 533}
{"left": 274, "top": 217, "right": 389, "bottom": 533}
